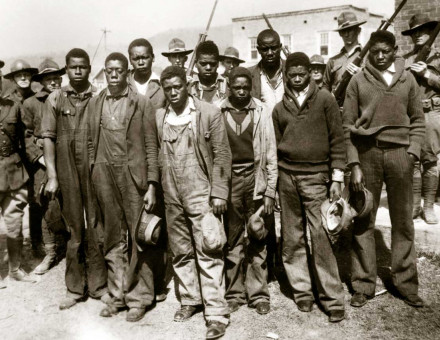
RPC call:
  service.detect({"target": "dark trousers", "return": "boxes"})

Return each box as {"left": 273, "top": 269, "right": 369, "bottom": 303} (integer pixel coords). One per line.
{"left": 92, "top": 162, "right": 158, "bottom": 308}
{"left": 278, "top": 169, "right": 344, "bottom": 312}
{"left": 352, "top": 145, "right": 418, "bottom": 297}
{"left": 225, "top": 168, "right": 269, "bottom": 306}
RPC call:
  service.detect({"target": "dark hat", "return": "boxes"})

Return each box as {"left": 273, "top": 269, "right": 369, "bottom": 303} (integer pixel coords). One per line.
{"left": 135, "top": 208, "right": 162, "bottom": 249}
{"left": 247, "top": 206, "right": 268, "bottom": 241}
{"left": 229, "top": 66, "right": 252, "bottom": 83}
{"left": 161, "top": 38, "right": 193, "bottom": 57}
{"left": 402, "top": 14, "right": 439, "bottom": 36}
{"left": 201, "top": 212, "right": 226, "bottom": 253}
{"left": 0, "top": 60, "right": 4, "bottom": 69}
{"left": 334, "top": 12, "right": 366, "bottom": 32}
{"left": 4, "top": 59, "right": 38, "bottom": 79}
{"left": 32, "top": 59, "right": 65, "bottom": 82}
{"left": 348, "top": 187, "right": 373, "bottom": 219}
{"left": 219, "top": 47, "right": 245, "bottom": 63}
{"left": 310, "top": 54, "right": 326, "bottom": 67}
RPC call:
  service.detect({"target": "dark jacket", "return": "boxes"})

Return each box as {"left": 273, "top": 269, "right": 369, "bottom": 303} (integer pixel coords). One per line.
{"left": 342, "top": 57, "right": 425, "bottom": 166}
{"left": 127, "top": 71, "right": 166, "bottom": 109}
{"left": 87, "top": 87, "right": 159, "bottom": 190}
{"left": 248, "top": 59, "right": 285, "bottom": 100}
{"left": 155, "top": 96, "right": 232, "bottom": 200}
{"left": 272, "top": 80, "right": 345, "bottom": 173}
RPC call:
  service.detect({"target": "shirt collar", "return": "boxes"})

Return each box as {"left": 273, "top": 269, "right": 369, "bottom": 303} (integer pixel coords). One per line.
{"left": 64, "top": 83, "right": 94, "bottom": 95}
{"left": 341, "top": 44, "right": 362, "bottom": 58}
{"left": 106, "top": 86, "right": 129, "bottom": 99}
{"left": 193, "top": 73, "right": 225, "bottom": 89}
{"left": 384, "top": 63, "right": 396, "bottom": 74}
{"left": 169, "top": 96, "right": 196, "bottom": 117}
{"left": 260, "top": 64, "right": 283, "bottom": 79}
{"left": 293, "top": 85, "right": 309, "bottom": 98}
{"left": 221, "top": 97, "right": 257, "bottom": 111}
{"left": 36, "top": 89, "right": 51, "bottom": 98}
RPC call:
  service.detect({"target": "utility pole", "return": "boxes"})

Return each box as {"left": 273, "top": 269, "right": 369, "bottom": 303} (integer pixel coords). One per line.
{"left": 91, "top": 28, "right": 111, "bottom": 64}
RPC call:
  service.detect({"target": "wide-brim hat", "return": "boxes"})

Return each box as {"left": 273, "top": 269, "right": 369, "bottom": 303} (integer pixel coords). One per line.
{"left": 32, "top": 59, "right": 66, "bottom": 82}
{"left": 334, "top": 11, "right": 366, "bottom": 32}
{"left": 310, "top": 54, "right": 326, "bottom": 67}
{"left": 4, "top": 59, "right": 38, "bottom": 79}
{"left": 0, "top": 60, "right": 4, "bottom": 69}
{"left": 135, "top": 209, "right": 162, "bottom": 248}
{"left": 247, "top": 205, "right": 268, "bottom": 241}
{"left": 402, "top": 14, "right": 439, "bottom": 36}
{"left": 348, "top": 187, "right": 373, "bottom": 219}
{"left": 162, "top": 38, "right": 193, "bottom": 57}
{"left": 219, "top": 46, "right": 245, "bottom": 63}
{"left": 201, "top": 211, "right": 226, "bottom": 253}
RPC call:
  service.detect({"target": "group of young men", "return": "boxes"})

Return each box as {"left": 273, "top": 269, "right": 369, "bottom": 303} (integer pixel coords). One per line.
{"left": 0, "top": 9, "right": 438, "bottom": 340}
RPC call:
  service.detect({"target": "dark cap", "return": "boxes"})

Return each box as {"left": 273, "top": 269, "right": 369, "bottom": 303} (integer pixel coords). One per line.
{"left": 402, "top": 14, "right": 439, "bottom": 36}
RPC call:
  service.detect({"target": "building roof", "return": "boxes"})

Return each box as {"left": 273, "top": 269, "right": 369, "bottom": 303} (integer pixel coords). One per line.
{"left": 232, "top": 4, "right": 384, "bottom": 22}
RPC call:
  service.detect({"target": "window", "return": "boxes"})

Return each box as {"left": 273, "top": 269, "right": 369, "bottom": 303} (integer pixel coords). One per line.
{"left": 250, "top": 37, "right": 258, "bottom": 60}
{"left": 320, "top": 32, "right": 329, "bottom": 56}
{"left": 281, "top": 34, "right": 292, "bottom": 53}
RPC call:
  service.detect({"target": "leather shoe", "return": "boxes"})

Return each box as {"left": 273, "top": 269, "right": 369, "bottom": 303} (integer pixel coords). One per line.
{"left": 126, "top": 307, "right": 146, "bottom": 322}
{"left": 297, "top": 300, "right": 313, "bottom": 312}
{"left": 99, "top": 305, "right": 120, "bottom": 318}
{"left": 59, "top": 297, "right": 78, "bottom": 310}
{"left": 227, "top": 300, "right": 242, "bottom": 314}
{"left": 350, "top": 292, "right": 368, "bottom": 307}
{"left": 9, "top": 268, "right": 37, "bottom": 283}
{"left": 156, "top": 293, "right": 167, "bottom": 303}
{"left": 174, "top": 305, "right": 201, "bottom": 322}
{"left": 256, "top": 301, "right": 270, "bottom": 315}
{"left": 403, "top": 294, "right": 424, "bottom": 308}
{"left": 328, "top": 310, "right": 345, "bottom": 323}
{"left": 206, "top": 320, "right": 227, "bottom": 340}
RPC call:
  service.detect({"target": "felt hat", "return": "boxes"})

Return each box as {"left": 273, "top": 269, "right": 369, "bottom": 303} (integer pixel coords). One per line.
{"left": 161, "top": 38, "right": 193, "bottom": 57}
{"left": 32, "top": 59, "right": 65, "bottom": 82}
{"left": 219, "top": 47, "right": 245, "bottom": 63}
{"left": 4, "top": 59, "right": 38, "bottom": 79}
{"left": 334, "top": 12, "right": 366, "bottom": 32}
{"left": 310, "top": 54, "right": 326, "bottom": 67}
{"left": 347, "top": 187, "right": 373, "bottom": 219}
{"left": 135, "top": 208, "right": 162, "bottom": 248}
{"left": 247, "top": 205, "right": 268, "bottom": 241}
{"left": 402, "top": 14, "right": 439, "bottom": 36}
{"left": 201, "top": 211, "right": 226, "bottom": 253}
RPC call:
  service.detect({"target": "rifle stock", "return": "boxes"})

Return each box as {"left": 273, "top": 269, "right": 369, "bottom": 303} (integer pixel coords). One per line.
{"left": 333, "top": 0, "right": 407, "bottom": 107}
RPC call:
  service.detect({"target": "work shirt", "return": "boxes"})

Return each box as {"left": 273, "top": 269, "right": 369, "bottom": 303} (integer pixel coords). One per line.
{"left": 260, "top": 66, "right": 284, "bottom": 113}
{"left": 133, "top": 72, "right": 160, "bottom": 96}
{"left": 382, "top": 63, "right": 396, "bottom": 86}
{"left": 127, "top": 71, "right": 166, "bottom": 109}
{"left": 292, "top": 85, "right": 310, "bottom": 107}
{"left": 188, "top": 74, "right": 228, "bottom": 104}
{"left": 323, "top": 44, "right": 362, "bottom": 93}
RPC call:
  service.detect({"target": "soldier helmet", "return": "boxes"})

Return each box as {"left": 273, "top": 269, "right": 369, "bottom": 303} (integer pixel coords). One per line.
{"left": 3, "top": 59, "right": 38, "bottom": 79}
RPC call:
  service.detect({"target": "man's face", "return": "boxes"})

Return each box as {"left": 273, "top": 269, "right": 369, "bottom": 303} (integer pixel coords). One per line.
{"left": 410, "top": 27, "right": 431, "bottom": 47}
{"left": 310, "top": 66, "right": 324, "bottom": 83}
{"left": 168, "top": 54, "right": 188, "bottom": 68}
{"left": 229, "top": 76, "right": 251, "bottom": 104}
{"left": 369, "top": 42, "right": 397, "bottom": 71}
{"left": 129, "top": 45, "right": 154, "bottom": 75}
{"left": 221, "top": 57, "right": 240, "bottom": 77}
{"left": 257, "top": 35, "right": 281, "bottom": 66}
{"left": 286, "top": 65, "right": 310, "bottom": 92}
{"left": 339, "top": 27, "right": 361, "bottom": 45}
{"left": 104, "top": 59, "right": 128, "bottom": 94}
{"left": 40, "top": 74, "right": 62, "bottom": 93}
{"left": 66, "top": 57, "right": 91, "bottom": 85}
{"left": 13, "top": 71, "right": 32, "bottom": 89}
{"left": 162, "top": 76, "right": 188, "bottom": 108}
{"left": 196, "top": 54, "right": 218, "bottom": 79}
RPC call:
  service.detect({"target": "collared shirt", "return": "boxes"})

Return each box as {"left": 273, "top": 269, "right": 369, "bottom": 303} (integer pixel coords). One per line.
{"left": 381, "top": 63, "right": 396, "bottom": 86}
{"left": 189, "top": 74, "right": 228, "bottom": 104}
{"left": 292, "top": 85, "right": 309, "bottom": 106}
{"left": 102, "top": 87, "right": 129, "bottom": 129}
{"left": 134, "top": 72, "right": 160, "bottom": 96}
{"left": 166, "top": 97, "right": 196, "bottom": 126}
{"left": 260, "top": 66, "right": 284, "bottom": 113}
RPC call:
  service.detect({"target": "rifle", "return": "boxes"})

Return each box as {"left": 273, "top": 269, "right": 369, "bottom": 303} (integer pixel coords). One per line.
{"left": 414, "top": 21, "right": 440, "bottom": 63}
{"left": 262, "top": 13, "right": 290, "bottom": 58}
{"left": 186, "top": 0, "right": 219, "bottom": 77}
{"left": 333, "top": 0, "right": 407, "bottom": 107}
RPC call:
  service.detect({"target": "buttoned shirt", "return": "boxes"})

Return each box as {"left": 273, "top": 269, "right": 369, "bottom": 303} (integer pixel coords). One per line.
{"left": 382, "top": 63, "right": 396, "bottom": 86}
{"left": 188, "top": 74, "right": 228, "bottom": 104}
{"left": 260, "top": 66, "right": 284, "bottom": 113}
{"left": 292, "top": 85, "right": 309, "bottom": 106}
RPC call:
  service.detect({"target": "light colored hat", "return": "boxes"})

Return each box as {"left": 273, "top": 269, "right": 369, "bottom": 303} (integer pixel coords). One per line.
{"left": 310, "top": 54, "right": 326, "bottom": 66}
{"left": 334, "top": 12, "right": 366, "bottom": 32}
{"left": 4, "top": 59, "right": 38, "bottom": 79}
{"left": 32, "top": 59, "right": 65, "bottom": 82}
{"left": 161, "top": 38, "right": 193, "bottom": 57}
{"left": 219, "top": 47, "right": 245, "bottom": 63}
{"left": 247, "top": 205, "right": 268, "bottom": 241}
{"left": 135, "top": 209, "right": 162, "bottom": 248}
{"left": 201, "top": 212, "right": 226, "bottom": 253}
{"left": 402, "top": 14, "right": 439, "bottom": 36}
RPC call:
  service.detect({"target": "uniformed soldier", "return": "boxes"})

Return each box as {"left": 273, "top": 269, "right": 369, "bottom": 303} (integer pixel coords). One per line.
{"left": 2, "top": 60, "right": 38, "bottom": 104}
{"left": 87, "top": 52, "right": 159, "bottom": 322}
{"left": 402, "top": 14, "right": 440, "bottom": 224}
{"left": 161, "top": 38, "right": 193, "bottom": 69}
{"left": 219, "top": 47, "right": 245, "bottom": 79}
{"left": 41, "top": 48, "right": 108, "bottom": 310}
{"left": 0, "top": 59, "right": 38, "bottom": 286}
{"left": 22, "top": 59, "right": 67, "bottom": 275}
{"left": 310, "top": 54, "right": 326, "bottom": 88}
{"left": 188, "top": 41, "right": 228, "bottom": 104}
{"left": 322, "top": 12, "right": 365, "bottom": 93}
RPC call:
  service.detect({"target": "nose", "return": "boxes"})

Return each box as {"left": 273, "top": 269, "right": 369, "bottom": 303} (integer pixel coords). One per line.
{"left": 170, "top": 88, "right": 178, "bottom": 96}
{"left": 21, "top": 74, "right": 26, "bottom": 80}
{"left": 377, "top": 51, "right": 384, "bottom": 59}
{"left": 294, "top": 75, "right": 301, "bottom": 82}
{"left": 205, "top": 64, "right": 212, "bottom": 71}
{"left": 110, "top": 70, "right": 118, "bottom": 78}
{"left": 75, "top": 67, "right": 81, "bottom": 74}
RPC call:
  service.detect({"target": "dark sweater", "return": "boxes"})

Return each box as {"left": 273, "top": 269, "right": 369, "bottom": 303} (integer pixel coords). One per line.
{"left": 342, "top": 57, "right": 425, "bottom": 165}
{"left": 272, "top": 80, "right": 346, "bottom": 172}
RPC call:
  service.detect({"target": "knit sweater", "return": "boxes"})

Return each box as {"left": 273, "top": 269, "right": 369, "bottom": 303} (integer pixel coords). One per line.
{"left": 272, "top": 80, "right": 346, "bottom": 172}
{"left": 342, "top": 57, "right": 425, "bottom": 166}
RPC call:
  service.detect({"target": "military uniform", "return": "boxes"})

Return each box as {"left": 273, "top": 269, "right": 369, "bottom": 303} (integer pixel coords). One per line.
{"left": 41, "top": 83, "right": 107, "bottom": 300}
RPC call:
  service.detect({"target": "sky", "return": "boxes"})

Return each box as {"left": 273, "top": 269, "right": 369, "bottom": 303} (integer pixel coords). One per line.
{"left": 0, "top": 0, "right": 394, "bottom": 58}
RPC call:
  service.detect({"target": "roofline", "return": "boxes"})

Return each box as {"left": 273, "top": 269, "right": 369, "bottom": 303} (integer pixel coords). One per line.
{"left": 232, "top": 4, "right": 384, "bottom": 22}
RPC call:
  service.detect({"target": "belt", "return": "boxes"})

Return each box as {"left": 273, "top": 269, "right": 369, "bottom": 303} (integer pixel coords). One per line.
{"left": 0, "top": 145, "right": 16, "bottom": 157}
{"left": 375, "top": 140, "right": 402, "bottom": 149}
{"left": 231, "top": 162, "right": 254, "bottom": 175}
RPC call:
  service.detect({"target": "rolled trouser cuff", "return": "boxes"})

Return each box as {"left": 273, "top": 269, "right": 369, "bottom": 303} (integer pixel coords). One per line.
{"left": 204, "top": 305, "right": 230, "bottom": 317}
{"left": 181, "top": 298, "right": 203, "bottom": 306}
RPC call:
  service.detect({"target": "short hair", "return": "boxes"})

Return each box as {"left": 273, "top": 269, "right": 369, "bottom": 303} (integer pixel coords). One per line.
{"left": 257, "top": 29, "right": 280, "bottom": 46}
{"left": 105, "top": 52, "right": 129, "bottom": 70}
{"left": 285, "top": 52, "right": 311, "bottom": 70}
{"left": 195, "top": 40, "right": 219, "bottom": 60}
{"left": 65, "top": 48, "right": 90, "bottom": 65}
{"left": 229, "top": 67, "right": 252, "bottom": 84}
{"left": 160, "top": 65, "right": 186, "bottom": 84}
{"left": 369, "top": 30, "right": 396, "bottom": 48}
{"left": 128, "top": 38, "right": 153, "bottom": 55}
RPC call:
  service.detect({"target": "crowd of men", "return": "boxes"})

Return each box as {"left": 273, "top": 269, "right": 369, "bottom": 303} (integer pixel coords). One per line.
{"left": 0, "top": 10, "right": 438, "bottom": 340}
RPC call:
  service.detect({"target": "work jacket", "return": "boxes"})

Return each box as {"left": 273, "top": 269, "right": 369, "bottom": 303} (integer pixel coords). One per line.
{"left": 127, "top": 71, "right": 166, "bottom": 109}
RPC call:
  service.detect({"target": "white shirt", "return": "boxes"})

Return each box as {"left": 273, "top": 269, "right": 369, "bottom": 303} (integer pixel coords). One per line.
{"left": 382, "top": 63, "right": 396, "bottom": 86}
{"left": 293, "top": 85, "right": 309, "bottom": 106}
{"left": 260, "top": 68, "right": 284, "bottom": 113}
{"left": 166, "top": 97, "right": 195, "bottom": 126}
{"left": 134, "top": 72, "right": 160, "bottom": 95}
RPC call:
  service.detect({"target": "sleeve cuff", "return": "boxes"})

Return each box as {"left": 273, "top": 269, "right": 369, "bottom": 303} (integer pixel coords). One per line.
{"left": 332, "top": 169, "right": 345, "bottom": 183}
